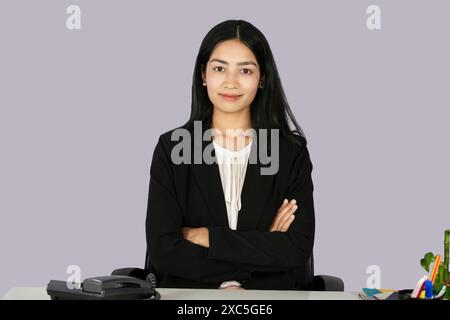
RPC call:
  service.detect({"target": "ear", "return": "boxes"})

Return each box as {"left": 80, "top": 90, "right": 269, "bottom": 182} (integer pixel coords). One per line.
{"left": 259, "top": 74, "right": 266, "bottom": 88}
{"left": 201, "top": 64, "right": 206, "bottom": 82}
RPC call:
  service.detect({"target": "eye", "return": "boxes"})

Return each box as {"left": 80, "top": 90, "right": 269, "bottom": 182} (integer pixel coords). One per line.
{"left": 213, "top": 66, "right": 225, "bottom": 72}
{"left": 241, "top": 69, "right": 253, "bottom": 75}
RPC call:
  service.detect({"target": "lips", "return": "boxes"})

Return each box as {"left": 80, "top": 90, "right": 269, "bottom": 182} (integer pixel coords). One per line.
{"left": 219, "top": 93, "right": 243, "bottom": 101}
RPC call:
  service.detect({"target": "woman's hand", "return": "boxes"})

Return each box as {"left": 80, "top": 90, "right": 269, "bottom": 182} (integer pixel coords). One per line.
{"left": 269, "top": 199, "right": 298, "bottom": 232}
{"left": 182, "top": 227, "right": 210, "bottom": 248}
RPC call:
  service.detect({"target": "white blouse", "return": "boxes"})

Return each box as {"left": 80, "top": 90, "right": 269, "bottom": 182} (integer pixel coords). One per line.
{"left": 213, "top": 138, "right": 253, "bottom": 289}
{"left": 213, "top": 139, "right": 253, "bottom": 230}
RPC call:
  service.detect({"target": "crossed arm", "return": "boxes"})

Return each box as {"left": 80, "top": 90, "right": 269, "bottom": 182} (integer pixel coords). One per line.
{"left": 182, "top": 198, "right": 299, "bottom": 248}
{"left": 147, "top": 136, "right": 315, "bottom": 287}
{"left": 181, "top": 199, "right": 299, "bottom": 290}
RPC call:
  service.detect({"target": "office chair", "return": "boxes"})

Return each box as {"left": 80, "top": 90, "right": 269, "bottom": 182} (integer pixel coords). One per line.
{"left": 112, "top": 249, "right": 344, "bottom": 291}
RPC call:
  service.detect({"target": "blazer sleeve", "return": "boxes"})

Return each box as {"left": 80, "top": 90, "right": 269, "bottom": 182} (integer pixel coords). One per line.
{"left": 207, "top": 141, "right": 315, "bottom": 270}
{"left": 146, "top": 135, "right": 252, "bottom": 284}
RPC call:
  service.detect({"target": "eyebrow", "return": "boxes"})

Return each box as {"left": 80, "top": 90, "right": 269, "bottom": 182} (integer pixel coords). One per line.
{"left": 209, "top": 58, "right": 258, "bottom": 67}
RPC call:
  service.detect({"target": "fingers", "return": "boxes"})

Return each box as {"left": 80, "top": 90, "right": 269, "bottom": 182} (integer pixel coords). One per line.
{"left": 273, "top": 199, "right": 297, "bottom": 231}
{"left": 279, "top": 198, "right": 288, "bottom": 210}
{"left": 279, "top": 199, "right": 296, "bottom": 216}
{"left": 279, "top": 212, "right": 296, "bottom": 232}
{"left": 270, "top": 199, "right": 297, "bottom": 231}
{"left": 270, "top": 199, "right": 288, "bottom": 231}
{"left": 276, "top": 202, "right": 298, "bottom": 231}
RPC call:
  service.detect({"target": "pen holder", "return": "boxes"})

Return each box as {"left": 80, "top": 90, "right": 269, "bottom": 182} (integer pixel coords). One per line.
{"left": 397, "top": 289, "right": 444, "bottom": 300}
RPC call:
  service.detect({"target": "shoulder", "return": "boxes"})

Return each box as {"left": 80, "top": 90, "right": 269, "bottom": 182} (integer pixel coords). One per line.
{"left": 278, "top": 132, "right": 313, "bottom": 175}
{"left": 280, "top": 132, "right": 309, "bottom": 157}
{"left": 159, "top": 123, "right": 192, "bottom": 141}
{"left": 150, "top": 124, "right": 193, "bottom": 175}
{"left": 156, "top": 123, "right": 193, "bottom": 150}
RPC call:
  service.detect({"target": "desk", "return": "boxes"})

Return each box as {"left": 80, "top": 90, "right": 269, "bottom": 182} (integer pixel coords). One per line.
{"left": 2, "top": 287, "right": 360, "bottom": 300}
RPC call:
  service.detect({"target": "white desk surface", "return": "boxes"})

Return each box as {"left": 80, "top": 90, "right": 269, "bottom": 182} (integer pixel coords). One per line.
{"left": 3, "top": 287, "right": 360, "bottom": 300}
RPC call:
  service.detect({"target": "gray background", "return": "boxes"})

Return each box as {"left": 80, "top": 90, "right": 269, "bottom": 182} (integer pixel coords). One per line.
{"left": 1, "top": 0, "right": 449, "bottom": 297}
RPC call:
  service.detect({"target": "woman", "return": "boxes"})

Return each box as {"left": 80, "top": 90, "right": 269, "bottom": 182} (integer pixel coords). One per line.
{"left": 146, "top": 20, "right": 315, "bottom": 290}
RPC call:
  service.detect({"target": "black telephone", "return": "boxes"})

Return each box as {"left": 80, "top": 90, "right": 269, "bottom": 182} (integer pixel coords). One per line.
{"left": 47, "top": 275, "right": 161, "bottom": 300}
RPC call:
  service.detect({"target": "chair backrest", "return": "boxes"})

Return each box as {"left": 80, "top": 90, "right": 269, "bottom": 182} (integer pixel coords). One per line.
{"left": 145, "top": 248, "right": 150, "bottom": 271}
{"left": 306, "top": 253, "right": 315, "bottom": 288}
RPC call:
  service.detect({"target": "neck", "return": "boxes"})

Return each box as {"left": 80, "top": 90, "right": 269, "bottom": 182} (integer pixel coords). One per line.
{"left": 211, "top": 107, "right": 253, "bottom": 136}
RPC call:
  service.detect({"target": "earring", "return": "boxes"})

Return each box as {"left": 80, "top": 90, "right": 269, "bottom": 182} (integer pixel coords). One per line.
{"left": 259, "top": 82, "right": 264, "bottom": 89}
{"left": 203, "top": 81, "right": 206, "bottom": 86}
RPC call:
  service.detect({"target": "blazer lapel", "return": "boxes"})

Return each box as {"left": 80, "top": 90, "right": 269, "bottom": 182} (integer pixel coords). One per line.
{"left": 237, "top": 137, "right": 275, "bottom": 231}
{"left": 191, "top": 122, "right": 229, "bottom": 227}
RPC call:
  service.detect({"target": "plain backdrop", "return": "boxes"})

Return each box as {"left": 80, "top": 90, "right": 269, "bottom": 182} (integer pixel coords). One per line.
{"left": 1, "top": 0, "right": 449, "bottom": 297}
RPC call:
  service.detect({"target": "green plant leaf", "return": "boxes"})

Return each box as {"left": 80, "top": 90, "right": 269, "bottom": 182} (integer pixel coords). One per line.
{"left": 420, "top": 252, "right": 435, "bottom": 272}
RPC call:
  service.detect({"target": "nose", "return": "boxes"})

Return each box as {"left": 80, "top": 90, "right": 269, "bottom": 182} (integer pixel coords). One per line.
{"left": 224, "top": 70, "right": 239, "bottom": 89}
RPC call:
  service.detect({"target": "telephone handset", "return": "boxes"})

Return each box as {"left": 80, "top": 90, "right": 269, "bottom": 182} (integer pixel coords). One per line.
{"left": 47, "top": 275, "right": 161, "bottom": 300}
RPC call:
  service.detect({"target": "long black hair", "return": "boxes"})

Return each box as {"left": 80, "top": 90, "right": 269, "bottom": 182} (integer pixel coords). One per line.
{"left": 184, "top": 19, "right": 307, "bottom": 146}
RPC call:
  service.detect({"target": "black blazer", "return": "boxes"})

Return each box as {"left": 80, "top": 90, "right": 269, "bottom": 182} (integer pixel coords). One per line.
{"left": 146, "top": 120, "right": 315, "bottom": 290}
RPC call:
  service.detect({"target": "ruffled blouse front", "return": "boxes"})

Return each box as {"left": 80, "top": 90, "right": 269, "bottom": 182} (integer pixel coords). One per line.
{"left": 213, "top": 139, "right": 253, "bottom": 230}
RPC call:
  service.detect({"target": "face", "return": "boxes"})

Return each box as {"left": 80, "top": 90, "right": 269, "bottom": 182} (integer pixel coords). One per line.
{"left": 202, "top": 39, "right": 263, "bottom": 114}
